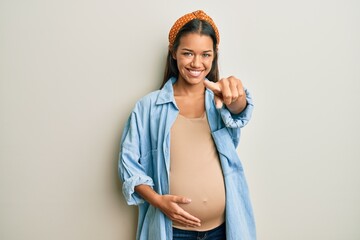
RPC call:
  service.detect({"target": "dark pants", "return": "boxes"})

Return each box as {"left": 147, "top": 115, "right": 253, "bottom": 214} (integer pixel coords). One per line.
{"left": 173, "top": 223, "right": 226, "bottom": 240}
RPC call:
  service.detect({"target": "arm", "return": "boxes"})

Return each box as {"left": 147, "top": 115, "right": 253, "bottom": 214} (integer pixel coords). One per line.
{"left": 205, "top": 77, "right": 254, "bottom": 147}
{"left": 119, "top": 112, "right": 154, "bottom": 205}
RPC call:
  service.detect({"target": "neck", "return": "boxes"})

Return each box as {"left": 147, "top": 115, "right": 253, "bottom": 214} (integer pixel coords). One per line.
{"left": 173, "top": 79, "right": 205, "bottom": 96}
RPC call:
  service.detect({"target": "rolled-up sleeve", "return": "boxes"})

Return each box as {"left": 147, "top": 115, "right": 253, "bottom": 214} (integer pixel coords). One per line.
{"left": 219, "top": 88, "right": 254, "bottom": 147}
{"left": 219, "top": 88, "right": 254, "bottom": 129}
{"left": 118, "top": 112, "right": 154, "bottom": 205}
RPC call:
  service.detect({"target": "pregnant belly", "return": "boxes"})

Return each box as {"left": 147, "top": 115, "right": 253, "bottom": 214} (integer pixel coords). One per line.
{"left": 170, "top": 171, "right": 226, "bottom": 231}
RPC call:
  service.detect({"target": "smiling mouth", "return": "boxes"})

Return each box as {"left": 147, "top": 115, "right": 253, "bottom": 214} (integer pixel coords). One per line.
{"left": 187, "top": 69, "right": 203, "bottom": 77}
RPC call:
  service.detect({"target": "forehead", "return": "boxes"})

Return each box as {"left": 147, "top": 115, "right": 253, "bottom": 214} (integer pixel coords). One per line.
{"left": 178, "top": 33, "right": 214, "bottom": 50}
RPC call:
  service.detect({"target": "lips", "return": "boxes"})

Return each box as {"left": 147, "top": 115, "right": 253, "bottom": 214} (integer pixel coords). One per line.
{"left": 187, "top": 69, "right": 203, "bottom": 77}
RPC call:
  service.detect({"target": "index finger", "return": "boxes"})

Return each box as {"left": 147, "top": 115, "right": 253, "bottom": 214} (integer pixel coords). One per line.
{"left": 179, "top": 208, "right": 201, "bottom": 225}
{"left": 204, "top": 79, "right": 221, "bottom": 94}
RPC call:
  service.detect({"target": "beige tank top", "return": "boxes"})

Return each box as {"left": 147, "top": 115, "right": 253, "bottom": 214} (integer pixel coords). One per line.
{"left": 170, "top": 113, "right": 226, "bottom": 231}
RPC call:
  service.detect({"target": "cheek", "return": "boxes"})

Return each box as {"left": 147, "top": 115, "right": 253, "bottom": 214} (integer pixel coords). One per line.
{"left": 177, "top": 58, "right": 191, "bottom": 68}
{"left": 205, "top": 59, "right": 214, "bottom": 69}
{"left": 176, "top": 60, "right": 184, "bottom": 70}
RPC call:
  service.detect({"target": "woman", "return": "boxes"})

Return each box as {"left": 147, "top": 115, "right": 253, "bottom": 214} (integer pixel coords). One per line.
{"left": 119, "top": 10, "right": 256, "bottom": 240}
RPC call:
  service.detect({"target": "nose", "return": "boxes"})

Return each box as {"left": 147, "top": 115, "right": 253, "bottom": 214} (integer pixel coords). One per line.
{"left": 191, "top": 55, "right": 201, "bottom": 68}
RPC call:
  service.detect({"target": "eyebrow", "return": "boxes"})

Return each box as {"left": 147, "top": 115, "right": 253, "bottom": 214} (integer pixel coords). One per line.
{"left": 181, "top": 48, "right": 213, "bottom": 52}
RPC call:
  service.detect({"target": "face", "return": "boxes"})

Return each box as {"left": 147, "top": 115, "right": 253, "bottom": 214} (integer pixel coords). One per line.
{"left": 173, "top": 33, "right": 214, "bottom": 86}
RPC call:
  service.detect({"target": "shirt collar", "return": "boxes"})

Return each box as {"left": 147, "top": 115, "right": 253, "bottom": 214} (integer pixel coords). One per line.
{"left": 156, "top": 77, "right": 215, "bottom": 109}
{"left": 156, "top": 77, "right": 177, "bottom": 105}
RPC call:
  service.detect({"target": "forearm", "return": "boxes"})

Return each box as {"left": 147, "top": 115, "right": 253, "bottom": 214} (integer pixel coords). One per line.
{"left": 135, "top": 184, "right": 161, "bottom": 207}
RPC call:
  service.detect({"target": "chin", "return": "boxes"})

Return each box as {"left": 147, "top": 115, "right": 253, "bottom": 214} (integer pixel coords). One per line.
{"left": 185, "top": 77, "right": 206, "bottom": 85}
{"left": 181, "top": 73, "right": 207, "bottom": 84}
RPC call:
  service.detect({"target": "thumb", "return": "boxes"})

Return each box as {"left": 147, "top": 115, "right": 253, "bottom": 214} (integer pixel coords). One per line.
{"left": 214, "top": 95, "right": 223, "bottom": 109}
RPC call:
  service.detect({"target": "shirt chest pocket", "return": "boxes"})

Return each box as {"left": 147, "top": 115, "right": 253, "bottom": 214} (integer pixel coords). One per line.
{"left": 211, "top": 127, "right": 244, "bottom": 175}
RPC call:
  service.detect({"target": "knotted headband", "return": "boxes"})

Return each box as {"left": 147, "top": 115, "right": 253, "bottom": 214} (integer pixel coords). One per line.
{"left": 168, "top": 10, "right": 220, "bottom": 48}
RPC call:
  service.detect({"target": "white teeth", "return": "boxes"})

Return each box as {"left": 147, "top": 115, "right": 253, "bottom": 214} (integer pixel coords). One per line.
{"left": 189, "top": 70, "right": 202, "bottom": 77}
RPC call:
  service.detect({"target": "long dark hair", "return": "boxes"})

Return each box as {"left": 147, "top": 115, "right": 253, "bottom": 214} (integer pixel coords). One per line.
{"left": 161, "top": 19, "right": 219, "bottom": 88}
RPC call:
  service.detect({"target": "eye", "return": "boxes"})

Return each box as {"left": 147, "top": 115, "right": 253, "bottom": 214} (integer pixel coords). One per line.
{"left": 202, "top": 53, "right": 211, "bottom": 58}
{"left": 182, "top": 52, "right": 193, "bottom": 57}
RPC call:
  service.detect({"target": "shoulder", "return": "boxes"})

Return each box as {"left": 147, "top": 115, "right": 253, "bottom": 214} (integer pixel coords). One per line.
{"left": 131, "top": 90, "right": 162, "bottom": 114}
{"left": 131, "top": 78, "right": 175, "bottom": 115}
{"left": 138, "top": 90, "right": 161, "bottom": 105}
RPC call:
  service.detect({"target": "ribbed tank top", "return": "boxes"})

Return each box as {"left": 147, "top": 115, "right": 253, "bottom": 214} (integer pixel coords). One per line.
{"left": 170, "top": 113, "right": 225, "bottom": 231}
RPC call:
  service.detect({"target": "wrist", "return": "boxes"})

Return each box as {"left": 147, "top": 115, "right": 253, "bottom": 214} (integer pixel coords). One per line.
{"left": 227, "top": 97, "right": 247, "bottom": 114}
{"left": 149, "top": 193, "right": 162, "bottom": 208}
{"left": 135, "top": 184, "right": 162, "bottom": 207}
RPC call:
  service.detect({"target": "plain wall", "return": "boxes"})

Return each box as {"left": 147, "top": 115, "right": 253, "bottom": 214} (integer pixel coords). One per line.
{"left": 1, "top": 0, "right": 359, "bottom": 239}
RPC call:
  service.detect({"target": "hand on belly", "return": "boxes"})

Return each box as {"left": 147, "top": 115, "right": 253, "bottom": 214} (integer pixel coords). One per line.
{"left": 175, "top": 190, "right": 225, "bottom": 231}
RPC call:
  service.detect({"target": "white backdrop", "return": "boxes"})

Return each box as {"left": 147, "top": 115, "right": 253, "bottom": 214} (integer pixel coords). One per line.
{"left": 1, "top": 0, "right": 359, "bottom": 239}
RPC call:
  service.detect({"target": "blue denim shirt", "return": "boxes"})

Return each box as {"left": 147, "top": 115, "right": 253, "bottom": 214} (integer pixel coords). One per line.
{"left": 119, "top": 77, "right": 256, "bottom": 240}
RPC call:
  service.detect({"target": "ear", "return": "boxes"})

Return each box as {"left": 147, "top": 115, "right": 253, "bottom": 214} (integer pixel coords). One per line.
{"left": 170, "top": 48, "right": 177, "bottom": 60}
{"left": 169, "top": 45, "right": 176, "bottom": 60}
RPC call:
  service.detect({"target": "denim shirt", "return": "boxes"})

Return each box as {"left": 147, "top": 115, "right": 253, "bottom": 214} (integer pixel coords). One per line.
{"left": 119, "top": 77, "right": 256, "bottom": 240}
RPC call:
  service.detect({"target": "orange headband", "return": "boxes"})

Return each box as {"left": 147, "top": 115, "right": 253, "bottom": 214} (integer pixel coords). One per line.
{"left": 168, "top": 10, "right": 220, "bottom": 48}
